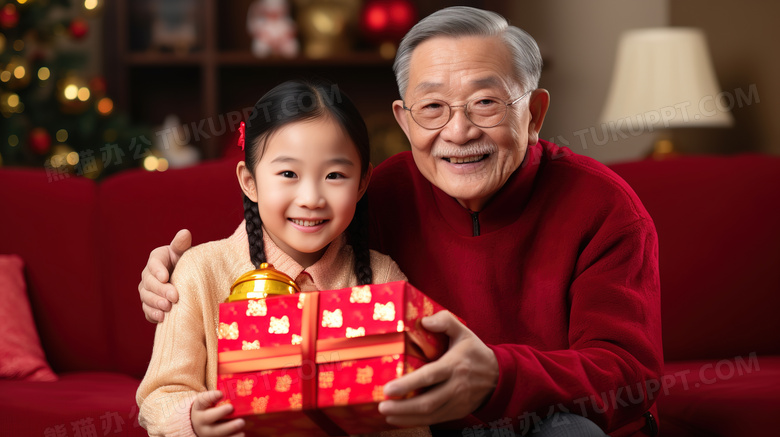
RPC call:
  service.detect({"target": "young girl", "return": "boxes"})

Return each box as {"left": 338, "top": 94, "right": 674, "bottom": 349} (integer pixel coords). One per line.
{"left": 135, "top": 79, "right": 412, "bottom": 436}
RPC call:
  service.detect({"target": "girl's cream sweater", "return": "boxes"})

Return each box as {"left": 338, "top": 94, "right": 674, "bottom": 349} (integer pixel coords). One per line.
{"left": 136, "top": 221, "right": 419, "bottom": 436}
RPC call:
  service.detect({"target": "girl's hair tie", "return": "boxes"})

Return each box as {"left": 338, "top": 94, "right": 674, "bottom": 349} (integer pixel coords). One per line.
{"left": 237, "top": 121, "right": 246, "bottom": 151}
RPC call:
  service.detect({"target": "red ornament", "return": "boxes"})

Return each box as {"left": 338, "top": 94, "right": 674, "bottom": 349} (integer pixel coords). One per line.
{"left": 29, "top": 128, "right": 52, "bottom": 155}
{"left": 1, "top": 3, "right": 19, "bottom": 29}
{"left": 69, "top": 18, "right": 89, "bottom": 39}
{"left": 360, "top": 0, "right": 416, "bottom": 43}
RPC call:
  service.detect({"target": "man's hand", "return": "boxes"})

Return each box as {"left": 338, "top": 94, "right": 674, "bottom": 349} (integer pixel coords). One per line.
{"left": 139, "top": 229, "right": 192, "bottom": 323}
{"left": 191, "top": 390, "right": 245, "bottom": 437}
{"left": 378, "top": 311, "right": 499, "bottom": 426}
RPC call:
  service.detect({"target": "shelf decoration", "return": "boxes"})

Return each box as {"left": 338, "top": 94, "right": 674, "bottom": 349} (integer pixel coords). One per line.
{"left": 151, "top": 0, "right": 199, "bottom": 53}
{"left": 360, "top": 0, "right": 416, "bottom": 59}
{"left": 155, "top": 114, "right": 200, "bottom": 169}
{"left": 247, "top": 0, "right": 299, "bottom": 58}
{"left": 295, "top": 0, "right": 361, "bottom": 59}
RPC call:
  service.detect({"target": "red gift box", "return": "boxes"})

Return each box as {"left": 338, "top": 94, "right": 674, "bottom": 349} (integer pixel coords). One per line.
{"left": 216, "top": 281, "right": 449, "bottom": 436}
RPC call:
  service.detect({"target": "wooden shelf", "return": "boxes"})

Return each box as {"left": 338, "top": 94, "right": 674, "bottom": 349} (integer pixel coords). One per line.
{"left": 215, "top": 51, "right": 394, "bottom": 67}
{"left": 125, "top": 52, "right": 206, "bottom": 66}
{"left": 124, "top": 51, "right": 392, "bottom": 67}
{"left": 104, "top": 0, "right": 507, "bottom": 160}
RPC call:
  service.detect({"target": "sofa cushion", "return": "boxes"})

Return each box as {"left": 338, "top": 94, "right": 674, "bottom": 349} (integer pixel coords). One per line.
{"left": 657, "top": 356, "right": 780, "bottom": 437}
{"left": 97, "top": 157, "right": 245, "bottom": 378}
{"left": 0, "top": 372, "right": 147, "bottom": 436}
{"left": 0, "top": 169, "right": 110, "bottom": 373}
{"left": 610, "top": 155, "right": 780, "bottom": 361}
{"left": 0, "top": 254, "right": 57, "bottom": 381}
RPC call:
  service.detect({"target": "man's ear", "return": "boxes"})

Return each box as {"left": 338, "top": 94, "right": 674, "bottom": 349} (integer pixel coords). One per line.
{"left": 357, "top": 163, "right": 373, "bottom": 201}
{"left": 392, "top": 100, "right": 412, "bottom": 142}
{"left": 236, "top": 161, "right": 258, "bottom": 202}
{"left": 526, "top": 89, "right": 551, "bottom": 146}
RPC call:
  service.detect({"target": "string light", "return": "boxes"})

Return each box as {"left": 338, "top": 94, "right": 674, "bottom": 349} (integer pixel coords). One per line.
{"left": 0, "top": 93, "right": 20, "bottom": 116}
{"left": 13, "top": 40, "right": 24, "bottom": 51}
{"left": 143, "top": 155, "right": 158, "bottom": 171}
{"left": 97, "top": 97, "right": 113, "bottom": 115}
{"left": 51, "top": 155, "right": 64, "bottom": 168}
{"left": 77, "top": 87, "right": 90, "bottom": 101}
{"left": 56, "top": 129, "right": 68, "bottom": 142}
{"left": 7, "top": 93, "right": 19, "bottom": 108}
{"left": 64, "top": 84, "right": 78, "bottom": 100}
{"left": 50, "top": 145, "right": 75, "bottom": 168}
{"left": 13, "top": 65, "right": 25, "bottom": 79}
{"left": 8, "top": 135, "right": 19, "bottom": 147}
{"left": 38, "top": 67, "right": 50, "bottom": 81}
{"left": 156, "top": 158, "right": 169, "bottom": 172}
{"left": 84, "top": 0, "right": 98, "bottom": 10}
{"left": 0, "top": 71, "right": 10, "bottom": 82}
{"left": 66, "top": 152, "right": 80, "bottom": 166}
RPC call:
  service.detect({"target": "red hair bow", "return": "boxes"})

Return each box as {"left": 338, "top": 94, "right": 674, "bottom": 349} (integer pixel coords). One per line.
{"left": 237, "top": 121, "right": 246, "bottom": 151}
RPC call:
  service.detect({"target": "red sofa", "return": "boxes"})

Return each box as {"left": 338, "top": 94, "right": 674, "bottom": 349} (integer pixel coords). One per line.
{"left": 1, "top": 153, "right": 778, "bottom": 436}
{"left": 610, "top": 155, "right": 780, "bottom": 436}
{"left": 0, "top": 157, "right": 245, "bottom": 437}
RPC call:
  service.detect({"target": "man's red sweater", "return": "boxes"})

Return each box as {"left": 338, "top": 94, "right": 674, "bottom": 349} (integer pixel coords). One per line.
{"left": 367, "top": 140, "right": 663, "bottom": 436}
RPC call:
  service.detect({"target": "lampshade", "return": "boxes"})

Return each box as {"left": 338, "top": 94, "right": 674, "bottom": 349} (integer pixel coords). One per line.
{"left": 600, "top": 28, "right": 733, "bottom": 130}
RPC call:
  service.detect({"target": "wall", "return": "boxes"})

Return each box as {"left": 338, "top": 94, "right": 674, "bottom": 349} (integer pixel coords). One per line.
{"left": 670, "top": 0, "right": 779, "bottom": 155}
{"left": 506, "top": 1, "right": 669, "bottom": 164}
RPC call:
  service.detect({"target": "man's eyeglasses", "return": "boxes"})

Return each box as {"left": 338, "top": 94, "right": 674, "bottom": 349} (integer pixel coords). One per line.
{"left": 403, "top": 90, "right": 532, "bottom": 130}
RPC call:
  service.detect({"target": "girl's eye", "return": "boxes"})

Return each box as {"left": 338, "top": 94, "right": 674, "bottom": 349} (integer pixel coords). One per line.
{"left": 280, "top": 171, "right": 296, "bottom": 178}
{"left": 326, "top": 172, "right": 344, "bottom": 180}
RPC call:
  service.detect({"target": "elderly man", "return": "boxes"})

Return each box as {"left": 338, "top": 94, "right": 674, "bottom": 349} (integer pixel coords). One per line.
{"left": 139, "top": 7, "right": 662, "bottom": 436}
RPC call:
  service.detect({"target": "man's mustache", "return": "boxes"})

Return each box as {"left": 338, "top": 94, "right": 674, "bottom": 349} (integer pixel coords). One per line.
{"left": 431, "top": 142, "right": 498, "bottom": 158}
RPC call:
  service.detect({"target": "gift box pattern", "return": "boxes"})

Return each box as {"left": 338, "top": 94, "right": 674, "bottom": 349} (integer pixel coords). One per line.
{"left": 216, "top": 281, "right": 446, "bottom": 435}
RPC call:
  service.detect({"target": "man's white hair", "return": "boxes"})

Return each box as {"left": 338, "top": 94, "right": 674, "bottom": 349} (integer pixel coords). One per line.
{"left": 393, "top": 6, "right": 543, "bottom": 99}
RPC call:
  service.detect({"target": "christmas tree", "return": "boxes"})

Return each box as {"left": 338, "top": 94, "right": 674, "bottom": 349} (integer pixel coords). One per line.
{"left": 0, "top": 0, "right": 150, "bottom": 180}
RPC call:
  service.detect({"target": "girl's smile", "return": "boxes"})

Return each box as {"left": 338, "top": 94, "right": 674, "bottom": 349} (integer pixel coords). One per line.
{"left": 288, "top": 218, "right": 329, "bottom": 233}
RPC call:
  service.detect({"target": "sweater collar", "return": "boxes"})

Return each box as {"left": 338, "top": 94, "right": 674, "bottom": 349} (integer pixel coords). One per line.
{"left": 229, "top": 220, "right": 347, "bottom": 291}
{"left": 430, "top": 142, "right": 542, "bottom": 236}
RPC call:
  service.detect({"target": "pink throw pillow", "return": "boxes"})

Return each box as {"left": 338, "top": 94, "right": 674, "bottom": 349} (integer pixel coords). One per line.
{"left": 0, "top": 254, "right": 58, "bottom": 381}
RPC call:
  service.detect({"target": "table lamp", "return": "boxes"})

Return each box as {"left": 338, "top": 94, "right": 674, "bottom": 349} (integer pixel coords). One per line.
{"left": 600, "top": 28, "right": 733, "bottom": 158}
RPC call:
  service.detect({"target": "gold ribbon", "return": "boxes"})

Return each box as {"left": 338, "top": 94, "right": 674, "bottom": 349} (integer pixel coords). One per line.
{"left": 218, "top": 332, "right": 422, "bottom": 374}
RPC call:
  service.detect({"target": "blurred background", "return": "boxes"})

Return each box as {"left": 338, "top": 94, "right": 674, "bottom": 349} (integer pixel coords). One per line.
{"left": 0, "top": 0, "right": 777, "bottom": 179}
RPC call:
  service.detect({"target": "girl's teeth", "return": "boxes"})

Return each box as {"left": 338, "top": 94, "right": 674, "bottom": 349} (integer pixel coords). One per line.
{"left": 449, "top": 155, "right": 483, "bottom": 164}
{"left": 292, "top": 219, "right": 325, "bottom": 227}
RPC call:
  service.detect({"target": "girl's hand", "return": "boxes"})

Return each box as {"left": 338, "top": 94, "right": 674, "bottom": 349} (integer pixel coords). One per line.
{"left": 191, "top": 390, "right": 246, "bottom": 437}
